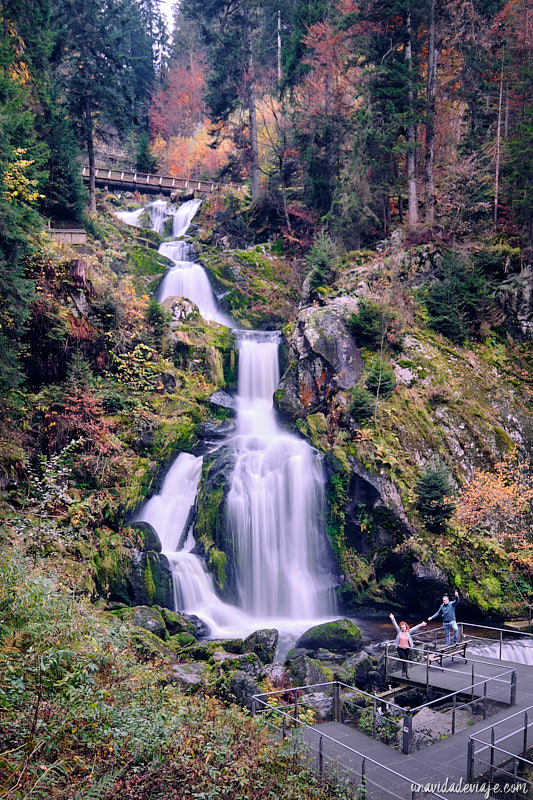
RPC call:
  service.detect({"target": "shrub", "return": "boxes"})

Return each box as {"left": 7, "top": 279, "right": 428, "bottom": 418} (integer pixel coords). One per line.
{"left": 424, "top": 252, "right": 492, "bottom": 343}
{"left": 365, "top": 359, "right": 396, "bottom": 398}
{"left": 415, "top": 460, "right": 456, "bottom": 533}
{"left": 306, "top": 231, "right": 339, "bottom": 290}
{"left": 349, "top": 384, "right": 376, "bottom": 422}
{"left": 347, "top": 299, "right": 396, "bottom": 348}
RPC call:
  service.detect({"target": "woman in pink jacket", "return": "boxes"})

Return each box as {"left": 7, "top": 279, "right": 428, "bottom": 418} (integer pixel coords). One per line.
{"left": 389, "top": 613, "right": 427, "bottom": 678}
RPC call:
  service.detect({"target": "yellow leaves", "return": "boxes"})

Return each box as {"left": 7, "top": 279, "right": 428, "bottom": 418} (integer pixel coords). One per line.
{"left": 3, "top": 148, "right": 42, "bottom": 205}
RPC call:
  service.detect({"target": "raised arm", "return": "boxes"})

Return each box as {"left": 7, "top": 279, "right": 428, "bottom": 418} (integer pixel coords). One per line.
{"left": 410, "top": 621, "right": 427, "bottom": 634}
{"left": 451, "top": 590, "right": 460, "bottom": 608}
{"left": 389, "top": 613, "right": 400, "bottom": 633}
{"left": 428, "top": 606, "right": 441, "bottom": 621}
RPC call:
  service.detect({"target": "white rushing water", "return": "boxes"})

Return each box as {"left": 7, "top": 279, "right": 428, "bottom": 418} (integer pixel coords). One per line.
{"left": 469, "top": 638, "right": 533, "bottom": 665}
{"left": 227, "top": 331, "right": 336, "bottom": 620}
{"left": 124, "top": 198, "right": 337, "bottom": 653}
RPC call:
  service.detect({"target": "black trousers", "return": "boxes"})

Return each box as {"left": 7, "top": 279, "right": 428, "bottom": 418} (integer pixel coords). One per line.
{"left": 397, "top": 647, "right": 410, "bottom": 673}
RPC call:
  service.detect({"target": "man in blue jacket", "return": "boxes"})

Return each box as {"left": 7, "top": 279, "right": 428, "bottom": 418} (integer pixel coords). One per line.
{"left": 428, "top": 590, "right": 460, "bottom": 645}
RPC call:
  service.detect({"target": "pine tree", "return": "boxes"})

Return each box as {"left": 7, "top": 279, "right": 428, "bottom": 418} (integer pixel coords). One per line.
{"left": 416, "top": 461, "right": 456, "bottom": 533}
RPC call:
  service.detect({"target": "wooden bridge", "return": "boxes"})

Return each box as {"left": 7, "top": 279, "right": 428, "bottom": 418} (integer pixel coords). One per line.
{"left": 82, "top": 166, "right": 241, "bottom": 197}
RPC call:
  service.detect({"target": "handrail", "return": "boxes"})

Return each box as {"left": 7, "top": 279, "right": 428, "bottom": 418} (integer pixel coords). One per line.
{"left": 469, "top": 705, "right": 533, "bottom": 742}
{"left": 255, "top": 679, "right": 406, "bottom": 715}
{"left": 252, "top": 694, "right": 448, "bottom": 800}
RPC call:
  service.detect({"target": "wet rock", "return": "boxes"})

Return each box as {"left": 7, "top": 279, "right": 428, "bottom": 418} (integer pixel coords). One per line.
{"left": 163, "top": 296, "right": 200, "bottom": 324}
{"left": 229, "top": 670, "right": 261, "bottom": 710}
{"left": 169, "top": 661, "right": 209, "bottom": 691}
{"left": 209, "top": 390, "right": 237, "bottom": 413}
{"left": 242, "top": 629, "right": 279, "bottom": 664}
{"left": 184, "top": 614, "right": 211, "bottom": 638}
{"left": 167, "top": 632, "right": 196, "bottom": 651}
{"left": 196, "top": 419, "right": 236, "bottom": 441}
{"left": 296, "top": 619, "right": 363, "bottom": 655}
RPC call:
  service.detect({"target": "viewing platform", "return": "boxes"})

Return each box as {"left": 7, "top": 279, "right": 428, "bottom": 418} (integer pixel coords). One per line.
{"left": 252, "top": 624, "right": 533, "bottom": 800}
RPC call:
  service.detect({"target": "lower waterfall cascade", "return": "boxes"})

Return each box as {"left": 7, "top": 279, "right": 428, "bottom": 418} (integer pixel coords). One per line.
{"left": 123, "top": 198, "right": 337, "bottom": 652}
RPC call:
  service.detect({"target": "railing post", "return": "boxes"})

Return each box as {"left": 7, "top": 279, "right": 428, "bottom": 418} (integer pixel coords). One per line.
{"left": 471, "top": 664, "right": 475, "bottom": 701}
{"left": 499, "top": 629, "right": 503, "bottom": 660}
{"left": 373, "top": 699, "right": 377, "bottom": 739}
{"left": 523, "top": 711, "right": 528, "bottom": 758}
{"left": 483, "top": 682, "right": 487, "bottom": 720}
{"left": 385, "top": 644, "right": 389, "bottom": 680}
{"left": 511, "top": 670, "right": 517, "bottom": 706}
{"left": 489, "top": 727, "right": 495, "bottom": 780}
{"left": 282, "top": 715, "right": 286, "bottom": 740}
{"left": 426, "top": 653, "right": 430, "bottom": 693}
{"left": 333, "top": 682, "right": 341, "bottom": 722}
{"left": 467, "top": 738, "right": 475, "bottom": 782}
{"left": 452, "top": 694, "right": 456, "bottom": 735}
{"left": 251, "top": 697, "right": 256, "bottom": 716}
{"left": 402, "top": 710, "right": 412, "bottom": 754}
{"left": 318, "top": 734, "right": 324, "bottom": 774}
{"left": 361, "top": 757, "right": 366, "bottom": 792}
{"left": 294, "top": 695, "right": 298, "bottom": 723}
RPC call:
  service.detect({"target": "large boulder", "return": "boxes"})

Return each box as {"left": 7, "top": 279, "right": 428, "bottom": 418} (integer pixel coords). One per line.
{"left": 275, "top": 298, "right": 363, "bottom": 420}
{"left": 131, "top": 521, "right": 162, "bottom": 552}
{"left": 296, "top": 619, "right": 363, "bottom": 655}
{"left": 212, "top": 651, "right": 265, "bottom": 679}
{"left": 229, "top": 670, "right": 261, "bottom": 710}
{"left": 169, "top": 662, "right": 209, "bottom": 691}
{"left": 287, "top": 654, "right": 334, "bottom": 686}
{"left": 242, "top": 629, "right": 279, "bottom": 664}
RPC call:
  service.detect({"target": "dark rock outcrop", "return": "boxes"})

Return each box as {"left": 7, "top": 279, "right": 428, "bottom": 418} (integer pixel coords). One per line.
{"left": 229, "top": 670, "right": 261, "bottom": 710}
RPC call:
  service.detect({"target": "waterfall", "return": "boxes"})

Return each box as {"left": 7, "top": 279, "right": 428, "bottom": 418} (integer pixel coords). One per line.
{"left": 122, "top": 197, "right": 337, "bottom": 652}
{"left": 172, "top": 198, "right": 202, "bottom": 237}
{"left": 227, "top": 331, "right": 336, "bottom": 619}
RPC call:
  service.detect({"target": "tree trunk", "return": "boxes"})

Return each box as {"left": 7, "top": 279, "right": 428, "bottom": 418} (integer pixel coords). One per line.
{"left": 85, "top": 98, "right": 96, "bottom": 213}
{"left": 247, "top": 28, "right": 260, "bottom": 203}
{"left": 424, "top": 0, "right": 439, "bottom": 225}
{"left": 406, "top": 11, "right": 419, "bottom": 228}
{"left": 494, "top": 62, "right": 504, "bottom": 226}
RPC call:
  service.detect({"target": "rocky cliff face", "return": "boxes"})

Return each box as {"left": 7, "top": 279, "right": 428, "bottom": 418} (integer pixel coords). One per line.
{"left": 275, "top": 297, "right": 364, "bottom": 419}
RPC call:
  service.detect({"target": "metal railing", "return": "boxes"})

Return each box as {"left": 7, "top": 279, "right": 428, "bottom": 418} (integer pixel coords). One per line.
{"left": 467, "top": 706, "right": 533, "bottom": 793}
{"left": 411, "top": 623, "right": 533, "bottom": 661}
{"left": 252, "top": 683, "right": 448, "bottom": 800}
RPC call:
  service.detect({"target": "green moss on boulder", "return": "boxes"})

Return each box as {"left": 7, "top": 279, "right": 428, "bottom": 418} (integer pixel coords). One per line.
{"left": 295, "top": 619, "right": 363, "bottom": 654}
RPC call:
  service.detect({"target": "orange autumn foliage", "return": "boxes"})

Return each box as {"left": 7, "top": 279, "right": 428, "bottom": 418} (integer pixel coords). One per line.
{"left": 454, "top": 450, "right": 533, "bottom": 542}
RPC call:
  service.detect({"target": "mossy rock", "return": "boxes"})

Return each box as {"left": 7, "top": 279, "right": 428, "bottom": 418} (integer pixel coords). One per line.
{"left": 120, "top": 605, "right": 167, "bottom": 639}
{"left": 167, "top": 632, "right": 196, "bottom": 652}
{"left": 212, "top": 651, "right": 264, "bottom": 679}
{"left": 129, "top": 551, "right": 173, "bottom": 609}
{"left": 287, "top": 654, "right": 334, "bottom": 686}
{"left": 295, "top": 619, "right": 363, "bottom": 654}
{"left": 127, "top": 626, "right": 174, "bottom": 662}
{"left": 131, "top": 521, "right": 162, "bottom": 553}
{"left": 158, "top": 607, "right": 197, "bottom": 636}
{"left": 242, "top": 629, "right": 279, "bottom": 664}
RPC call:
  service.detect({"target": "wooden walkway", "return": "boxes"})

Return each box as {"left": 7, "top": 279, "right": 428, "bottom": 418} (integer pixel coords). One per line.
{"left": 82, "top": 166, "right": 241, "bottom": 196}
{"left": 300, "top": 653, "right": 533, "bottom": 799}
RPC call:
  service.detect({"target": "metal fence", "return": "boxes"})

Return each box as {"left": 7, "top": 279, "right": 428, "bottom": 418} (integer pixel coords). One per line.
{"left": 467, "top": 706, "right": 533, "bottom": 795}
{"left": 411, "top": 623, "right": 533, "bottom": 662}
{"left": 252, "top": 683, "right": 448, "bottom": 800}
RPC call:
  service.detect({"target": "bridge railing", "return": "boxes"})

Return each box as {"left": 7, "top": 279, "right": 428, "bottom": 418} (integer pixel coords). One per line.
{"left": 82, "top": 166, "right": 242, "bottom": 195}
{"left": 252, "top": 682, "right": 448, "bottom": 800}
{"left": 467, "top": 705, "right": 533, "bottom": 794}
